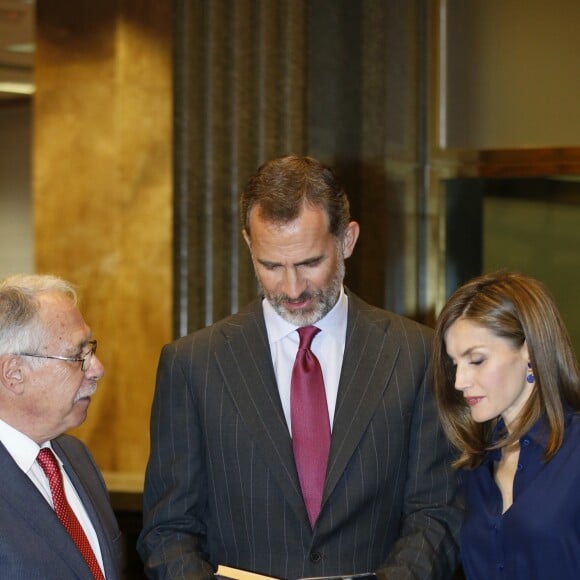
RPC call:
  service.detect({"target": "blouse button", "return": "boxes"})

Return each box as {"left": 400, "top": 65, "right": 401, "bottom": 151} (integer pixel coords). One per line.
{"left": 517, "top": 463, "right": 523, "bottom": 471}
{"left": 521, "top": 438, "right": 530, "bottom": 447}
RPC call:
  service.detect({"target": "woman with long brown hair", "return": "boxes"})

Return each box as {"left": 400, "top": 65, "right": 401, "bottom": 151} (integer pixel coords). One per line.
{"left": 432, "top": 271, "right": 580, "bottom": 579}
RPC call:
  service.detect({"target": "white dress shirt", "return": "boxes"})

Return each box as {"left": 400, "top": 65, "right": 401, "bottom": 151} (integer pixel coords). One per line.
{"left": 263, "top": 286, "right": 349, "bottom": 434}
{"left": 0, "top": 418, "right": 105, "bottom": 575}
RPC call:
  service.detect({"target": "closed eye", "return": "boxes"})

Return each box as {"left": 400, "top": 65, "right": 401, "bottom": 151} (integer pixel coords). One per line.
{"left": 258, "top": 260, "right": 282, "bottom": 271}
{"left": 297, "top": 256, "right": 324, "bottom": 268}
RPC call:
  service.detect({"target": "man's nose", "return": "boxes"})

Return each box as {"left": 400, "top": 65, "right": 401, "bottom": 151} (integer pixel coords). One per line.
{"left": 281, "top": 268, "right": 306, "bottom": 298}
{"left": 86, "top": 353, "right": 105, "bottom": 380}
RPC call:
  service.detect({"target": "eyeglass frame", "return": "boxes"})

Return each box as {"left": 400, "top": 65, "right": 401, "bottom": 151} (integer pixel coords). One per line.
{"left": 15, "top": 340, "right": 98, "bottom": 372}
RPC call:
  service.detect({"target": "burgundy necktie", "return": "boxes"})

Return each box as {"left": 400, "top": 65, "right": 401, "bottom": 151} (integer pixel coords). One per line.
{"left": 37, "top": 448, "right": 105, "bottom": 580}
{"left": 291, "top": 325, "right": 331, "bottom": 527}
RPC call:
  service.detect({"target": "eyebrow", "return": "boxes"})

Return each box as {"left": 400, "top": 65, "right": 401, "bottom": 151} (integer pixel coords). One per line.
{"left": 257, "top": 255, "right": 325, "bottom": 268}
{"left": 73, "top": 338, "right": 95, "bottom": 353}
{"left": 446, "top": 344, "right": 482, "bottom": 359}
{"left": 458, "top": 346, "right": 484, "bottom": 358}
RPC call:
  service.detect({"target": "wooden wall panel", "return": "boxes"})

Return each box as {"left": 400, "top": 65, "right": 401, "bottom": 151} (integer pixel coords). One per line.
{"left": 33, "top": 0, "right": 429, "bottom": 492}
{"left": 34, "top": 0, "right": 172, "bottom": 488}
{"left": 305, "top": 0, "right": 425, "bottom": 318}
{"left": 174, "top": 0, "right": 307, "bottom": 334}
{"left": 31, "top": 0, "right": 580, "bottom": 494}
{"left": 175, "top": 0, "right": 429, "bottom": 333}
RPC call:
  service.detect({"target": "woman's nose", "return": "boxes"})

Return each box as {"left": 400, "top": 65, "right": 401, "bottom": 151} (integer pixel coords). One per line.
{"left": 454, "top": 365, "right": 469, "bottom": 391}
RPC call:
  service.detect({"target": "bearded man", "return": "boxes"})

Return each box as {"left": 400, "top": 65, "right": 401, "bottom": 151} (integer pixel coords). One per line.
{"left": 138, "top": 155, "right": 462, "bottom": 580}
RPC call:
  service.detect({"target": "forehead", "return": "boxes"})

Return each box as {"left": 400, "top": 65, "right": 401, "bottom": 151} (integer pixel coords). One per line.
{"left": 445, "top": 317, "right": 510, "bottom": 352}
{"left": 37, "top": 292, "right": 89, "bottom": 346}
{"left": 445, "top": 318, "right": 488, "bottom": 346}
{"left": 249, "top": 204, "right": 334, "bottom": 256}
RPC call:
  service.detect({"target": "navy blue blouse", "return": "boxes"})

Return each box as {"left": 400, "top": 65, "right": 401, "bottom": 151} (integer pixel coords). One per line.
{"left": 460, "top": 411, "right": 580, "bottom": 580}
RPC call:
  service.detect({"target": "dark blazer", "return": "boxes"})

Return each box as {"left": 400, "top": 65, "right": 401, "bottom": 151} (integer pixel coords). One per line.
{"left": 0, "top": 434, "right": 122, "bottom": 579}
{"left": 138, "top": 292, "right": 462, "bottom": 580}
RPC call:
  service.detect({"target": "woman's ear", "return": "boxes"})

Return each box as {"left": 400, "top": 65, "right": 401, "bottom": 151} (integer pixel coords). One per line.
{"left": 521, "top": 340, "right": 530, "bottom": 362}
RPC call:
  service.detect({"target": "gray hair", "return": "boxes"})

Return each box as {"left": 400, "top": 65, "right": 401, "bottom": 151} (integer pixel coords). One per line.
{"left": 0, "top": 274, "right": 77, "bottom": 356}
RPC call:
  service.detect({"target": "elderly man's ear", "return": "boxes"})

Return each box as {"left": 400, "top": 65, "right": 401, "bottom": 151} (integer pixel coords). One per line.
{"left": 0, "top": 355, "right": 25, "bottom": 394}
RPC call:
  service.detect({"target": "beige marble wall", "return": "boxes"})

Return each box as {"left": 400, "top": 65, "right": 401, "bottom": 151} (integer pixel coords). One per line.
{"left": 34, "top": 0, "right": 172, "bottom": 488}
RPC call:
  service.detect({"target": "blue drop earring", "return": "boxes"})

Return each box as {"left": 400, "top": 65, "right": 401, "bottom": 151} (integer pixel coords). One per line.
{"left": 526, "top": 362, "right": 535, "bottom": 384}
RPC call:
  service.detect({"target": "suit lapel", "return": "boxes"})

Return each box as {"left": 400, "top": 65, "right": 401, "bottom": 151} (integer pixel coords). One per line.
{"left": 323, "top": 293, "right": 400, "bottom": 503}
{"left": 0, "top": 442, "right": 91, "bottom": 578}
{"left": 213, "top": 295, "right": 401, "bottom": 528}
{"left": 214, "top": 300, "right": 309, "bottom": 526}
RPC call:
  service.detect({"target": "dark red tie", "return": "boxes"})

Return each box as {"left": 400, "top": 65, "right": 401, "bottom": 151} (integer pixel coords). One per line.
{"left": 291, "top": 326, "right": 331, "bottom": 527}
{"left": 37, "top": 448, "right": 105, "bottom": 580}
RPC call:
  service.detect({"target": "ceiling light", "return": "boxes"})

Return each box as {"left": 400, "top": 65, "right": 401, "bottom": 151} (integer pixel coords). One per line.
{"left": 5, "top": 42, "right": 35, "bottom": 53}
{"left": 0, "top": 80, "right": 34, "bottom": 94}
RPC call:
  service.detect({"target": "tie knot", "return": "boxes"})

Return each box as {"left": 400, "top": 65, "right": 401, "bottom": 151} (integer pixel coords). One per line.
{"left": 37, "top": 447, "right": 59, "bottom": 476}
{"left": 297, "top": 325, "right": 320, "bottom": 350}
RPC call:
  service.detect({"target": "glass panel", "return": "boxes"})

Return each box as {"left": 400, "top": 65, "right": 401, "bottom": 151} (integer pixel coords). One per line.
{"left": 444, "top": 0, "right": 580, "bottom": 149}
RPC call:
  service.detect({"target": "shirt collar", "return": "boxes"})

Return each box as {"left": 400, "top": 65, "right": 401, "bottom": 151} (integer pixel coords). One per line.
{"left": 0, "top": 417, "right": 51, "bottom": 473}
{"left": 263, "top": 285, "right": 348, "bottom": 343}
{"left": 485, "top": 409, "right": 574, "bottom": 463}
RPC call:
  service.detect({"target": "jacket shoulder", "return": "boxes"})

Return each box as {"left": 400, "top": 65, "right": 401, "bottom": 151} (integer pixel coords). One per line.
{"left": 347, "top": 290, "right": 433, "bottom": 339}
{"left": 167, "top": 297, "right": 265, "bottom": 350}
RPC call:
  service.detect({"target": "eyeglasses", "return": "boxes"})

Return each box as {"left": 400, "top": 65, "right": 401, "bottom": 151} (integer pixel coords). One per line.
{"left": 16, "top": 340, "right": 97, "bottom": 372}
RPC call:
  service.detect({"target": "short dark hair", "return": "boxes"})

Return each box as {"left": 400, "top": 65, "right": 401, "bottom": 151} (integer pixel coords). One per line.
{"left": 240, "top": 155, "right": 351, "bottom": 238}
{"left": 431, "top": 271, "right": 580, "bottom": 469}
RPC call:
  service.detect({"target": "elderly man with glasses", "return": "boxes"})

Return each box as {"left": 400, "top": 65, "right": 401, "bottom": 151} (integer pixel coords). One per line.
{"left": 0, "top": 273, "right": 122, "bottom": 579}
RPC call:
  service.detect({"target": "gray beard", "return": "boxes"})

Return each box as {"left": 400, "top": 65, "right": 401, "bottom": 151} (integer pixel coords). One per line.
{"left": 261, "top": 258, "right": 345, "bottom": 326}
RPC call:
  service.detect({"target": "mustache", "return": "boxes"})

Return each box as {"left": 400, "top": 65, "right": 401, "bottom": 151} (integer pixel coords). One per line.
{"left": 272, "top": 289, "right": 321, "bottom": 305}
{"left": 74, "top": 382, "right": 97, "bottom": 402}
{"left": 283, "top": 291, "right": 313, "bottom": 303}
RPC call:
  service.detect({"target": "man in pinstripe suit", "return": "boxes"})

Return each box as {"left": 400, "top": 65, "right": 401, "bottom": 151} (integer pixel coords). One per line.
{"left": 138, "top": 156, "right": 463, "bottom": 579}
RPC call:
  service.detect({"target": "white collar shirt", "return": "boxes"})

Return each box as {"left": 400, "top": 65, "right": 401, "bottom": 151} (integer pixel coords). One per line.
{"left": 0, "top": 417, "right": 106, "bottom": 576}
{"left": 263, "top": 286, "right": 348, "bottom": 434}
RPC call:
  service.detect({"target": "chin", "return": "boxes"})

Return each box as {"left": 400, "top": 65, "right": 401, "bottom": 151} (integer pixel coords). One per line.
{"left": 72, "top": 408, "right": 89, "bottom": 428}
{"left": 279, "top": 302, "right": 325, "bottom": 325}
{"left": 283, "top": 312, "right": 319, "bottom": 326}
{"left": 470, "top": 411, "right": 494, "bottom": 423}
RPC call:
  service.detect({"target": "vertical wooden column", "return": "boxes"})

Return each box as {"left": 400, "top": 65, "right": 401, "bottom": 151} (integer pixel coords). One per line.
{"left": 174, "top": 0, "right": 307, "bottom": 334}
{"left": 174, "top": 0, "right": 430, "bottom": 333}
{"left": 34, "top": 0, "right": 173, "bottom": 487}
{"left": 306, "top": 0, "right": 426, "bottom": 319}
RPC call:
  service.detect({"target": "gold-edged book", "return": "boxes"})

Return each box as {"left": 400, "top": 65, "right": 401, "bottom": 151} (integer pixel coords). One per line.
{"left": 216, "top": 566, "right": 376, "bottom": 580}
{"left": 216, "top": 565, "right": 278, "bottom": 580}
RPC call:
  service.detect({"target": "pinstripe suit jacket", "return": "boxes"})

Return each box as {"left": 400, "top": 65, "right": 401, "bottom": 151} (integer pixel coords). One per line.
{"left": 138, "top": 291, "right": 462, "bottom": 580}
{"left": 0, "top": 434, "right": 123, "bottom": 579}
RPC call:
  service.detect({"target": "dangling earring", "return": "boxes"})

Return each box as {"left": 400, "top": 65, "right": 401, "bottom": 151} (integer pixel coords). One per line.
{"left": 526, "top": 362, "right": 535, "bottom": 384}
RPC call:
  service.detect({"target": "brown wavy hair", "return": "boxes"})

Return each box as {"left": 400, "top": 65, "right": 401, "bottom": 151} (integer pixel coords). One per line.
{"left": 240, "top": 154, "right": 351, "bottom": 238}
{"left": 431, "top": 271, "right": 580, "bottom": 469}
